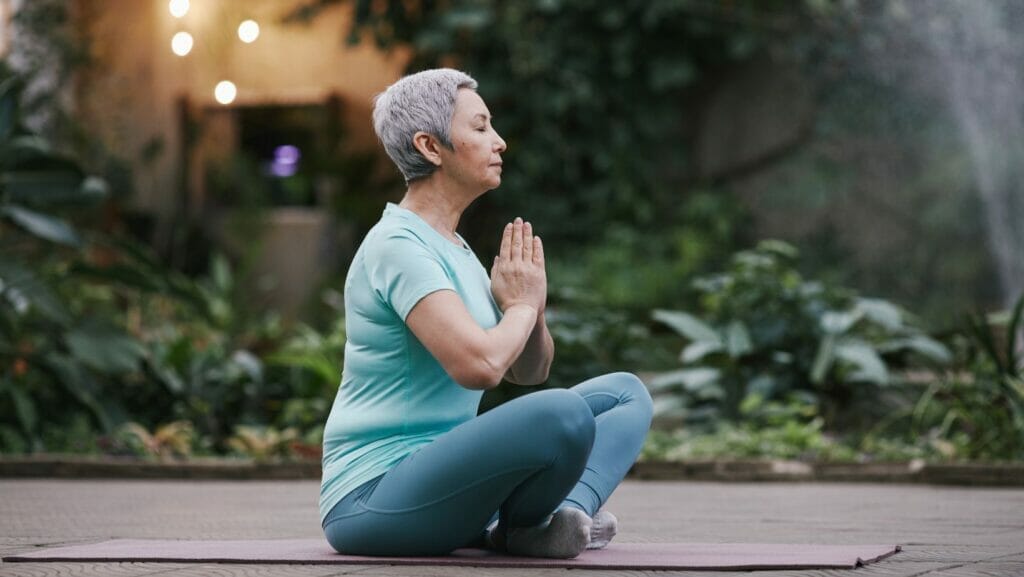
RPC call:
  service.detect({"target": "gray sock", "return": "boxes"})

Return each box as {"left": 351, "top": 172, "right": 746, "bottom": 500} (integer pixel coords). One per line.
{"left": 504, "top": 507, "right": 592, "bottom": 559}
{"left": 587, "top": 509, "right": 617, "bottom": 549}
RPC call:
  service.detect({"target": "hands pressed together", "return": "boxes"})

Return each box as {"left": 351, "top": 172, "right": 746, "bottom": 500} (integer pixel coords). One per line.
{"left": 490, "top": 217, "right": 547, "bottom": 314}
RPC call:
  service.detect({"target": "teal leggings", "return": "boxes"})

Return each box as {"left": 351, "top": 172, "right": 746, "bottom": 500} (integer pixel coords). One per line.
{"left": 322, "top": 372, "right": 654, "bottom": 556}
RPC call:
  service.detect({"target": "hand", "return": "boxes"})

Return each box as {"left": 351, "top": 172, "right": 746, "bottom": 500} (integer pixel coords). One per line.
{"left": 490, "top": 217, "right": 547, "bottom": 314}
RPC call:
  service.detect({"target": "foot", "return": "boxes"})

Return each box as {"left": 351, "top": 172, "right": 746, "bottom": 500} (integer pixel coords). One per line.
{"left": 503, "top": 507, "right": 592, "bottom": 559}
{"left": 587, "top": 508, "right": 618, "bottom": 549}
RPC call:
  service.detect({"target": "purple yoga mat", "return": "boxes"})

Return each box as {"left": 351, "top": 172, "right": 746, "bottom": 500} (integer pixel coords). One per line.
{"left": 4, "top": 539, "right": 900, "bottom": 570}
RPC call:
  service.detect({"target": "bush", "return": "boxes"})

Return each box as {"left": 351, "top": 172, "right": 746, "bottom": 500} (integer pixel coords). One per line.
{"left": 649, "top": 240, "right": 951, "bottom": 432}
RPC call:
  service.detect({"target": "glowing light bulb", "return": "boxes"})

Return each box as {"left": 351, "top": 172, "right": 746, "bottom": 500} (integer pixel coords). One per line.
{"left": 238, "top": 20, "right": 260, "bottom": 43}
{"left": 171, "top": 31, "right": 193, "bottom": 56}
{"left": 215, "top": 81, "right": 237, "bottom": 105}
{"left": 169, "top": 0, "right": 189, "bottom": 18}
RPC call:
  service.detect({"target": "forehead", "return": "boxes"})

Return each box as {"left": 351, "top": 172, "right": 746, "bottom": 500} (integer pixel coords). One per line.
{"left": 453, "top": 88, "right": 490, "bottom": 120}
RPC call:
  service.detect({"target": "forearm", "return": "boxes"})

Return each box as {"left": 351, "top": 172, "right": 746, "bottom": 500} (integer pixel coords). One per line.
{"left": 475, "top": 304, "right": 539, "bottom": 389}
{"left": 509, "top": 311, "right": 554, "bottom": 386}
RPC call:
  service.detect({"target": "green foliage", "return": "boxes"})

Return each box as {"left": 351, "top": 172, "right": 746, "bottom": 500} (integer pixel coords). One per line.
{"left": 904, "top": 294, "right": 1024, "bottom": 461}
{"left": 649, "top": 240, "right": 951, "bottom": 431}
{"left": 287, "top": 0, "right": 846, "bottom": 248}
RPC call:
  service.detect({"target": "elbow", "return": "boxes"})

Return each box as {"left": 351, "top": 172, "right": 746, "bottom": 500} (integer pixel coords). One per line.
{"left": 449, "top": 358, "right": 504, "bottom": 391}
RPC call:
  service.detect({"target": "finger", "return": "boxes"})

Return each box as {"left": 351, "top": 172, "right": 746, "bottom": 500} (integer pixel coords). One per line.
{"left": 533, "top": 236, "right": 544, "bottom": 265}
{"left": 511, "top": 217, "right": 523, "bottom": 262}
{"left": 499, "top": 222, "right": 512, "bottom": 261}
{"left": 523, "top": 221, "right": 533, "bottom": 262}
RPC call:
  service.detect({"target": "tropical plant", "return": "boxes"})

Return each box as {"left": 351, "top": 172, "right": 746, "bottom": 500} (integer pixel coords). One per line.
{"left": 226, "top": 424, "right": 301, "bottom": 461}
{"left": 649, "top": 240, "right": 951, "bottom": 431}
{"left": 904, "top": 294, "right": 1024, "bottom": 461}
{"left": 110, "top": 420, "right": 197, "bottom": 459}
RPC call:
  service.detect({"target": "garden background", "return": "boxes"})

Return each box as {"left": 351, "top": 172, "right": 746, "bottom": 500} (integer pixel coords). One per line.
{"left": 1, "top": 0, "right": 1022, "bottom": 466}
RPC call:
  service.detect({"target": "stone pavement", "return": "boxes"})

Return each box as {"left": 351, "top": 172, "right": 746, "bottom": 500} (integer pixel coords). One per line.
{"left": 1, "top": 478, "right": 1023, "bottom": 576}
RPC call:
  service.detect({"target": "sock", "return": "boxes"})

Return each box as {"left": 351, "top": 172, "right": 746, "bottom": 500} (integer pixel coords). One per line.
{"left": 587, "top": 509, "right": 617, "bottom": 549}
{"left": 502, "top": 507, "right": 592, "bottom": 559}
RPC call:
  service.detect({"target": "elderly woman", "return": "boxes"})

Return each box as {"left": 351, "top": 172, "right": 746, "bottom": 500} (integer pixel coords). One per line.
{"left": 319, "top": 68, "right": 653, "bottom": 559}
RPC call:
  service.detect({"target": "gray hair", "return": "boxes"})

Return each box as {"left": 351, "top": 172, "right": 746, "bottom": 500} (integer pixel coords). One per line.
{"left": 372, "top": 68, "right": 479, "bottom": 184}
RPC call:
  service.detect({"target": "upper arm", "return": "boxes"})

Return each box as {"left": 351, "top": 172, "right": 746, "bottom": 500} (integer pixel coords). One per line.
{"left": 405, "top": 290, "right": 502, "bottom": 389}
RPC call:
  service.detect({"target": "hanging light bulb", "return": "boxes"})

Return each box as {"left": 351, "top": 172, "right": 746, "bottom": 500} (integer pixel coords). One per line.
{"left": 171, "top": 31, "right": 193, "bottom": 56}
{"left": 238, "top": 20, "right": 260, "bottom": 43}
{"left": 215, "top": 81, "right": 237, "bottom": 105}
{"left": 169, "top": 0, "right": 189, "bottom": 18}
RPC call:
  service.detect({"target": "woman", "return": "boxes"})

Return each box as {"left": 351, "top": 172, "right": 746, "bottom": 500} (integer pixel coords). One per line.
{"left": 320, "top": 68, "right": 653, "bottom": 559}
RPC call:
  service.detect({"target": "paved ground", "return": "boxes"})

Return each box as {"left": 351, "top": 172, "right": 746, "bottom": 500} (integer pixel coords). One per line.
{"left": 1, "top": 478, "right": 1023, "bottom": 576}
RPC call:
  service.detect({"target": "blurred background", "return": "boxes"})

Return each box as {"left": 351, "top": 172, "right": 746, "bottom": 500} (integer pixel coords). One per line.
{"left": 1, "top": 0, "right": 1021, "bottom": 464}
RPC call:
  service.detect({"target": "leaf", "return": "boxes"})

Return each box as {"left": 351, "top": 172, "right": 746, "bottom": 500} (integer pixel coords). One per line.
{"left": 834, "top": 339, "right": 889, "bottom": 384}
{"left": 820, "top": 309, "right": 862, "bottom": 334}
{"left": 65, "top": 322, "right": 147, "bottom": 374}
{"left": 811, "top": 334, "right": 836, "bottom": 384}
{"left": 855, "top": 298, "right": 904, "bottom": 331}
{"left": 651, "top": 395, "right": 686, "bottom": 419}
{"left": 1, "top": 205, "right": 82, "bottom": 247}
{"left": 652, "top": 309, "right": 721, "bottom": 343}
{"left": 0, "top": 259, "right": 71, "bottom": 324}
{"left": 9, "top": 384, "right": 38, "bottom": 433}
{"left": 680, "top": 340, "right": 723, "bottom": 363}
{"left": 879, "top": 335, "right": 952, "bottom": 364}
{"left": 647, "top": 368, "right": 721, "bottom": 393}
{"left": 725, "top": 320, "right": 752, "bottom": 357}
{"left": 231, "top": 350, "right": 263, "bottom": 382}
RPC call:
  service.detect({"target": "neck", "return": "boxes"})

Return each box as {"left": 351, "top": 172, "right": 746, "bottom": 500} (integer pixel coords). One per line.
{"left": 399, "top": 176, "right": 478, "bottom": 242}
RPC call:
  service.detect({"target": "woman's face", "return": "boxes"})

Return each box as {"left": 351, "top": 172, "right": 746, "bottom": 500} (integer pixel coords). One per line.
{"left": 441, "top": 88, "right": 507, "bottom": 191}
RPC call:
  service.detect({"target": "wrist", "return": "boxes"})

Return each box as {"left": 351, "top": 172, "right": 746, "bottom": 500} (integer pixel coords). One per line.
{"left": 505, "top": 302, "right": 539, "bottom": 316}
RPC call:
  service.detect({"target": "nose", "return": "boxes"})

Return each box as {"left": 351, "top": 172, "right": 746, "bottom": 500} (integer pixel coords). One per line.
{"left": 494, "top": 130, "right": 507, "bottom": 153}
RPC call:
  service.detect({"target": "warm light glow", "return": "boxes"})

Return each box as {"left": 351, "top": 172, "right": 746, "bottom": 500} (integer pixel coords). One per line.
{"left": 171, "top": 31, "right": 193, "bottom": 56}
{"left": 238, "top": 20, "right": 260, "bottom": 43}
{"left": 169, "top": 0, "right": 189, "bottom": 18}
{"left": 214, "top": 81, "right": 237, "bottom": 105}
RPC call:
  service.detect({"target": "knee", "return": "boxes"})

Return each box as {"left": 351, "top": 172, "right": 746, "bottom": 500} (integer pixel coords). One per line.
{"left": 527, "top": 388, "right": 596, "bottom": 449}
{"left": 610, "top": 372, "right": 654, "bottom": 426}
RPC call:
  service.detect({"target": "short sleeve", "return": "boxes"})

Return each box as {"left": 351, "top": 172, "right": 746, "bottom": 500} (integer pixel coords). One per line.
{"left": 365, "top": 231, "right": 456, "bottom": 321}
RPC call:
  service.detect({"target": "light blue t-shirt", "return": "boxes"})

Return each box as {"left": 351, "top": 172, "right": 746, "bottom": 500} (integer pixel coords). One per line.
{"left": 319, "top": 202, "right": 501, "bottom": 525}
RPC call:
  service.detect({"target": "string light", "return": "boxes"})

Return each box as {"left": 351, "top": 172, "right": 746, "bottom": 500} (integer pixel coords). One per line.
{"left": 169, "top": 0, "right": 189, "bottom": 18}
{"left": 171, "top": 31, "right": 193, "bottom": 56}
{"left": 215, "top": 81, "right": 237, "bottom": 105}
{"left": 238, "top": 20, "right": 260, "bottom": 43}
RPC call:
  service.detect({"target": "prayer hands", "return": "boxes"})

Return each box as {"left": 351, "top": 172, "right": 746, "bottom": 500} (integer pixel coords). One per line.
{"left": 490, "top": 217, "right": 547, "bottom": 314}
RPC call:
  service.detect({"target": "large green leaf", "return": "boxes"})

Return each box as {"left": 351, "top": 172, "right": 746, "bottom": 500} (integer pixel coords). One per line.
{"left": 835, "top": 338, "right": 889, "bottom": 384}
{"left": 3, "top": 379, "right": 38, "bottom": 433}
{"left": 1, "top": 169, "right": 96, "bottom": 207}
{"left": 878, "top": 335, "right": 951, "bottom": 364}
{"left": 855, "top": 298, "right": 904, "bottom": 331}
{"left": 0, "top": 259, "right": 71, "bottom": 324}
{"left": 820, "top": 309, "right": 863, "bottom": 334}
{"left": 680, "top": 340, "right": 723, "bottom": 363}
{"left": 1, "top": 205, "right": 82, "bottom": 247}
{"left": 647, "top": 367, "right": 722, "bottom": 394}
{"left": 724, "top": 320, "right": 752, "bottom": 357}
{"left": 652, "top": 309, "right": 720, "bottom": 343}
{"left": 810, "top": 334, "right": 836, "bottom": 384}
{"left": 64, "top": 322, "right": 147, "bottom": 374}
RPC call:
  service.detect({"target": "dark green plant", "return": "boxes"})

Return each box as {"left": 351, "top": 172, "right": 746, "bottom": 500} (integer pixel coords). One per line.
{"left": 905, "top": 294, "right": 1024, "bottom": 461}
{"left": 284, "top": 0, "right": 850, "bottom": 252}
{"left": 649, "top": 240, "right": 951, "bottom": 432}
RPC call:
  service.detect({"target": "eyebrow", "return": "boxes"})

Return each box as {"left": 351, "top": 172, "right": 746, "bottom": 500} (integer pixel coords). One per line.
{"left": 472, "top": 113, "right": 491, "bottom": 122}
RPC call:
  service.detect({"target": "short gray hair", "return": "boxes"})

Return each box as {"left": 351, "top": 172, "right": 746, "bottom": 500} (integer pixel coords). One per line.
{"left": 372, "top": 68, "right": 479, "bottom": 184}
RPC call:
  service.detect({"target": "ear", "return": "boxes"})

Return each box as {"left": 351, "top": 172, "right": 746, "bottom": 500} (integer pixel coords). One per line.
{"left": 412, "top": 131, "right": 444, "bottom": 167}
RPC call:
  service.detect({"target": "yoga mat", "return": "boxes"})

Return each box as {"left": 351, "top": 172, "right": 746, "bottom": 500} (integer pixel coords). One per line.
{"left": 4, "top": 539, "right": 900, "bottom": 570}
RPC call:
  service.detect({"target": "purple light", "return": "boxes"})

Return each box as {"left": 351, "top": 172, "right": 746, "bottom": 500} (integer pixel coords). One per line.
{"left": 267, "top": 145, "right": 301, "bottom": 178}
{"left": 274, "top": 145, "right": 301, "bottom": 165}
